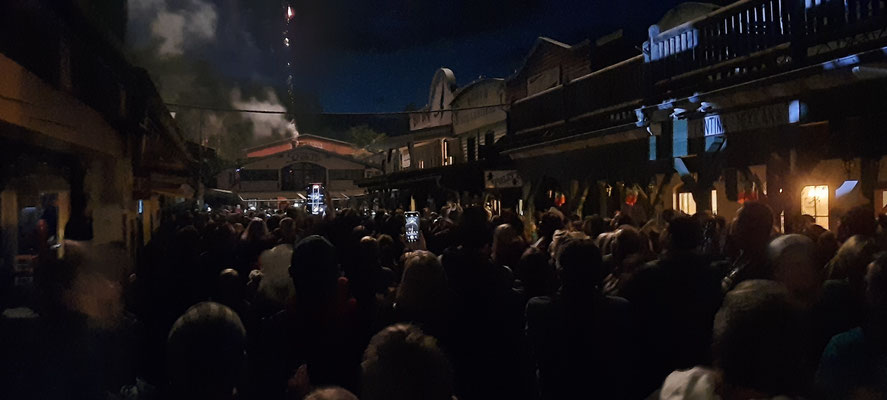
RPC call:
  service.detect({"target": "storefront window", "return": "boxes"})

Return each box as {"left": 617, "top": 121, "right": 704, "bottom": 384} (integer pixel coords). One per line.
{"left": 801, "top": 185, "right": 829, "bottom": 229}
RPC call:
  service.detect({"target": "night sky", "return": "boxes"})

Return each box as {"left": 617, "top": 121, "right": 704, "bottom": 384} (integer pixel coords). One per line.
{"left": 128, "top": 0, "right": 728, "bottom": 114}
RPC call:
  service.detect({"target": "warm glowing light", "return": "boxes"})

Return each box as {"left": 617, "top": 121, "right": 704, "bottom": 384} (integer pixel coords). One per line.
{"left": 673, "top": 190, "right": 718, "bottom": 215}
{"left": 286, "top": 6, "right": 294, "bottom": 21}
{"left": 801, "top": 185, "right": 829, "bottom": 229}
{"left": 284, "top": 37, "right": 290, "bottom": 47}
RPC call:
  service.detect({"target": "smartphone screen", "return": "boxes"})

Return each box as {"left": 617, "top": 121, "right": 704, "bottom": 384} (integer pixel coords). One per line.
{"left": 405, "top": 211, "right": 420, "bottom": 243}
{"left": 307, "top": 183, "right": 324, "bottom": 215}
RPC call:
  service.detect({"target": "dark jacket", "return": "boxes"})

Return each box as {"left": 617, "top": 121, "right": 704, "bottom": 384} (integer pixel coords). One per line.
{"left": 526, "top": 291, "right": 637, "bottom": 399}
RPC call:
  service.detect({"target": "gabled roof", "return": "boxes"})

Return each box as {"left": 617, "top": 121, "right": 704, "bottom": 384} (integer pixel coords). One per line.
{"left": 240, "top": 143, "right": 379, "bottom": 169}
{"left": 297, "top": 133, "right": 356, "bottom": 147}
{"left": 243, "top": 138, "right": 295, "bottom": 154}
{"left": 507, "top": 36, "right": 590, "bottom": 82}
{"left": 452, "top": 78, "right": 505, "bottom": 103}
{"left": 242, "top": 134, "right": 357, "bottom": 155}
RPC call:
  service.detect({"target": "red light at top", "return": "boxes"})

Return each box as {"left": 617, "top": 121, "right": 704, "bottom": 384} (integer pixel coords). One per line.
{"left": 286, "top": 6, "right": 294, "bottom": 21}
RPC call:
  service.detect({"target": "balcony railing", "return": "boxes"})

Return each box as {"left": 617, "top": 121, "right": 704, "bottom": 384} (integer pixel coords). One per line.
{"left": 566, "top": 55, "right": 645, "bottom": 118}
{"left": 509, "top": 85, "right": 566, "bottom": 134}
{"left": 507, "top": 0, "right": 887, "bottom": 152}
{"left": 646, "top": 0, "right": 887, "bottom": 87}
{"left": 647, "top": 0, "right": 796, "bottom": 85}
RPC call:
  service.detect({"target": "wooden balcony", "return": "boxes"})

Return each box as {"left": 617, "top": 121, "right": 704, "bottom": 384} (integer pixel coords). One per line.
{"left": 566, "top": 55, "right": 646, "bottom": 123}
{"left": 504, "top": 0, "right": 887, "bottom": 155}
{"left": 646, "top": 0, "right": 887, "bottom": 93}
{"left": 509, "top": 85, "right": 566, "bottom": 134}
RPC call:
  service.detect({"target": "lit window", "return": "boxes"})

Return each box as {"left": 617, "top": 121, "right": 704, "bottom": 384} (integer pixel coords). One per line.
{"left": 801, "top": 185, "right": 829, "bottom": 229}
{"left": 675, "top": 192, "right": 695, "bottom": 215}
{"left": 418, "top": 160, "right": 425, "bottom": 169}
{"left": 674, "top": 190, "right": 718, "bottom": 215}
{"left": 711, "top": 190, "right": 718, "bottom": 215}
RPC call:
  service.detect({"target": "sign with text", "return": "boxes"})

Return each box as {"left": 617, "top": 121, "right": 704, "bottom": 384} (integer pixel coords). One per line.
{"left": 287, "top": 151, "right": 321, "bottom": 163}
{"left": 485, "top": 170, "right": 523, "bottom": 189}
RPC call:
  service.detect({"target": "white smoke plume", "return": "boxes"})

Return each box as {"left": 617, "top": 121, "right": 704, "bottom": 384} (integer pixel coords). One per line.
{"left": 129, "top": 0, "right": 296, "bottom": 157}
{"left": 231, "top": 87, "right": 298, "bottom": 139}
{"left": 131, "top": 0, "right": 218, "bottom": 56}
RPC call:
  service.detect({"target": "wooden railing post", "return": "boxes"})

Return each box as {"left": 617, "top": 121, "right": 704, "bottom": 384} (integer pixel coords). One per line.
{"left": 789, "top": 0, "right": 807, "bottom": 64}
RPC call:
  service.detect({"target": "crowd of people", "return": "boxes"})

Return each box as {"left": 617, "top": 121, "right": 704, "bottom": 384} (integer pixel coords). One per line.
{"left": 2, "top": 201, "right": 887, "bottom": 399}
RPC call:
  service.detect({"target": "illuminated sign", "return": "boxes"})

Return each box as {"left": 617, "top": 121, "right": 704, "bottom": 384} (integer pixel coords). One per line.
{"left": 704, "top": 114, "right": 723, "bottom": 136}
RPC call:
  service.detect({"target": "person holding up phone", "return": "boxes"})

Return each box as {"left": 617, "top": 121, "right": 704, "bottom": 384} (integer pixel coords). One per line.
{"left": 404, "top": 211, "right": 426, "bottom": 251}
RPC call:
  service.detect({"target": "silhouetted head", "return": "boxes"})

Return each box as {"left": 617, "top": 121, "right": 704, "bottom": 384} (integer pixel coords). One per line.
{"left": 792, "top": 214, "right": 816, "bottom": 233}
{"left": 549, "top": 230, "right": 589, "bottom": 261}
{"left": 538, "top": 209, "right": 565, "bottom": 239}
{"left": 829, "top": 235, "right": 878, "bottom": 296}
{"left": 242, "top": 218, "right": 269, "bottom": 242}
{"left": 304, "top": 387, "right": 359, "bottom": 400}
{"left": 497, "top": 209, "right": 525, "bottom": 235}
{"left": 815, "top": 230, "right": 840, "bottom": 268}
{"left": 768, "top": 234, "right": 821, "bottom": 306}
{"left": 713, "top": 280, "right": 804, "bottom": 397}
{"left": 167, "top": 302, "right": 246, "bottom": 400}
{"left": 358, "top": 236, "right": 381, "bottom": 265}
{"left": 581, "top": 215, "right": 607, "bottom": 239}
{"left": 362, "top": 324, "right": 453, "bottom": 400}
{"left": 517, "top": 246, "right": 557, "bottom": 298}
{"left": 663, "top": 215, "right": 702, "bottom": 253}
{"left": 445, "top": 206, "right": 461, "bottom": 222}
{"left": 556, "top": 238, "right": 604, "bottom": 293}
{"left": 837, "top": 205, "right": 876, "bottom": 243}
{"left": 492, "top": 224, "right": 527, "bottom": 268}
{"left": 278, "top": 217, "right": 297, "bottom": 243}
{"left": 612, "top": 212, "right": 635, "bottom": 228}
{"left": 396, "top": 251, "right": 447, "bottom": 316}
{"left": 611, "top": 226, "right": 644, "bottom": 264}
{"left": 457, "top": 206, "right": 493, "bottom": 250}
{"left": 289, "top": 235, "right": 340, "bottom": 304}
{"left": 267, "top": 214, "right": 282, "bottom": 232}
{"left": 732, "top": 202, "right": 774, "bottom": 253}
{"left": 217, "top": 268, "right": 242, "bottom": 304}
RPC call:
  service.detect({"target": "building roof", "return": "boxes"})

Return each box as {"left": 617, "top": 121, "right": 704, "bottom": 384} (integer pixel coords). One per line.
{"left": 243, "top": 138, "right": 295, "bottom": 154}
{"left": 242, "top": 133, "right": 358, "bottom": 155}
{"left": 239, "top": 142, "right": 379, "bottom": 170}
{"left": 452, "top": 78, "right": 505, "bottom": 103}
{"left": 507, "top": 36, "right": 590, "bottom": 82}
{"left": 298, "top": 133, "right": 357, "bottom": 147}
